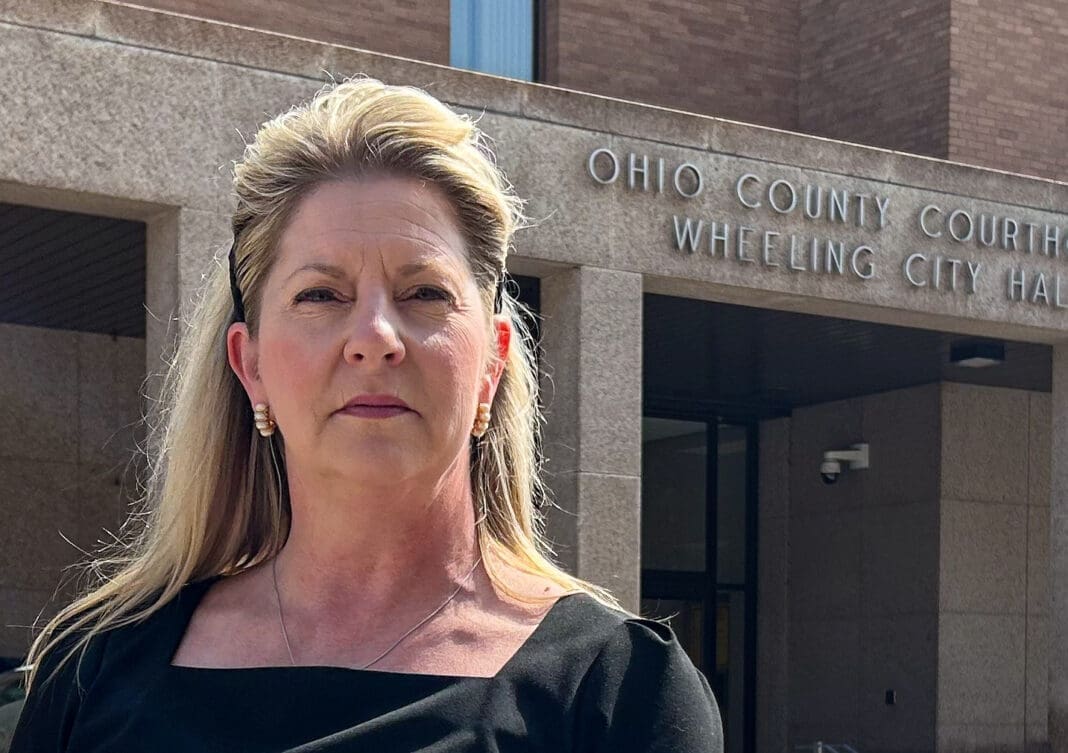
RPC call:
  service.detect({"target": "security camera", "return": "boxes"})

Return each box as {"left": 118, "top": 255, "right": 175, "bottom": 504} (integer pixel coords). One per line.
{"left": 820, "top": 443, "right": 869, "bottom": 485}
{"left": 820, "top": 459, "right": 841, "bottom": 485}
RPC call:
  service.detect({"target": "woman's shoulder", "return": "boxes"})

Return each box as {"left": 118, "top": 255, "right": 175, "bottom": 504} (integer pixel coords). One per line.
{"left": 35, "top": 577, "right": 219, "bottom": 677}
{"left": 552, "top": 590, "right": 678, "bottom": 651}
{"left": 540, "top": 592, "right": 703, "bottom": 683}
{"left": 565, "top": 597, "right": 725, "bottom": 752}
{"left": 9, "top": 579, "right": 213, "bottom": 751}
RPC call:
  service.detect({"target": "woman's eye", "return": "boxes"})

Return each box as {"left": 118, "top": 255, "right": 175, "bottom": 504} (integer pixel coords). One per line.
{"left": 294, "top": 288, "right": 339, "bottom": 303}
{"left": 408, "top": 286, "right": 451, "bottom": 302}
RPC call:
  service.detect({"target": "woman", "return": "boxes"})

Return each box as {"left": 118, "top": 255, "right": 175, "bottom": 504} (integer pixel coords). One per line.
{"left": 10, "top": 76, "right": 722, "bottom": 752}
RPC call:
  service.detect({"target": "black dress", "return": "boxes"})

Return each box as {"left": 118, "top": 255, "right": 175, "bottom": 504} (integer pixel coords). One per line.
{"left": 10, "top": 575, "right": 723, "bottom": 752}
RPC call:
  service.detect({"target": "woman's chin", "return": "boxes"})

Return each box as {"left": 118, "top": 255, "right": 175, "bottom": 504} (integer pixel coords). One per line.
{"left": 327, "top": 440, "right": 424, "bottom": 475}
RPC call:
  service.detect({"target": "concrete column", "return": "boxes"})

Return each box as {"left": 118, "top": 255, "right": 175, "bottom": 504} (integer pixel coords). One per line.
{"left": 144, "top": 207, "right": 230, "bottom": 413}
{"left": 1050, "top": 345, "right": 1068, "bottom": 752}
{"left": 144, "top": 209, "right": 179, "bottom": 413}
{"left": 938, "top": 383, "right": 1031, "bottom": 752}
{"left": 538, "top": 266, "right": 643, "bottom": 612}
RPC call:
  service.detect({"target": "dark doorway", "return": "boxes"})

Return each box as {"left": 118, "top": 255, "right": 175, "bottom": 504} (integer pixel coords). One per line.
{"left": 640, "top": 413, "right": 757, "bottom": 753}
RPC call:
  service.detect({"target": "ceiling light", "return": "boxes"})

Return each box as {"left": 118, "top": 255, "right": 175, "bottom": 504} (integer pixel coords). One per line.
{"left": 950, "top": 341, "right": 1005, "bottom": 368}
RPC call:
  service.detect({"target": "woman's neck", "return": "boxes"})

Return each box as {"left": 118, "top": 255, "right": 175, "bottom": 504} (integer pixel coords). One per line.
{"left": 271, "top": 455, "right": 483, "bottom": 625}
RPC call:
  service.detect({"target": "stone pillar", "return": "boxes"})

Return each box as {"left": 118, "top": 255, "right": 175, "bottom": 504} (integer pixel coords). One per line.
{"left": 1050, "top": 345, "right": 1068, "bottom": 753}
{"left": 538, "top": 266, "right": 643, "bottom": 612}
{"left": 144, "top": 209, "right": 179, "bottom": 413}
{"left": 937, "top": 383, "right": 1034, "bottom": 752}
{"left": 144, "top": 207, "right": 230, "bottom": 413}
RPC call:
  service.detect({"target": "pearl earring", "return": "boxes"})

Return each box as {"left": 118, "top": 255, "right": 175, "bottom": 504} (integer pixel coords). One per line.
{"left": 253, "top": 403, "right": 276, "bottom": 437}
{"left": 471, "top": 402, "right": 492, "bottom": 438}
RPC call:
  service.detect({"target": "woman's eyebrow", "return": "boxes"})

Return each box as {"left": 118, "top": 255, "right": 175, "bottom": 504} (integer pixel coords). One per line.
{"left": 283, "top": 262, "right": 347, "bottom": 284}
{"left": 283, "top": 258, "right": 456, "bottom": 285}
{"left": 397, "top": 259, "right": 455, "bottom": 278}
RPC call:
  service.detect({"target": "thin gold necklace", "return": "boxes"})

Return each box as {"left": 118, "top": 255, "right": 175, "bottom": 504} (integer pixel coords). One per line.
{"left": 271, "top": 554, "right": 483, "bottom": 669}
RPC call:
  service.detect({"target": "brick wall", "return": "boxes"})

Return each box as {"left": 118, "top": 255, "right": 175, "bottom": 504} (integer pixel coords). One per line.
{"left": 798, "top": 0, "right": 951, "bottom": 159}
{"left": 949, "top": 0, "right": 1068, "bottom": 181}
{"left": 129, "top": 1, "right": 1067, "bottom": 180}
{"left": 543, "top": 0, "right": 800, "bottom": 131}
{"left": 130, "top": 0, "right": 449, "bottom": 64}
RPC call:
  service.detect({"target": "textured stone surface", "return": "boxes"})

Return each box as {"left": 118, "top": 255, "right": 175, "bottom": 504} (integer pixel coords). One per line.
{"left": 789, "top": 618, "right": 860, "bottom": 736}
{"left": 539, "top": 266, "right": 642, "bottom": 477}
{"left": 861, "top": 502, "right": 939, "bottom": 617}
{"left": 1028, "top": 723, "right": 1050, "bottom": 753}
{"left": 939, "top": 612, "right": 1027, "bottom": 725}
{"left": 0, "top": 459, "right": 83, "bottom": 591}
{"left": 0, "top": 324, "right": 78, "bottom": 462}
{"left": 77, "top": 332, "right": 144, "bottom": 468}
{"left": 758, "top": 417, "right": 790, "bottom": 521}
{"left": 175, "top": 208, "right": 232, "bottom": 320}
{"left": 1049, "top": 344, "right": 1068, "bottom": 749}
{"left": 1028, "top": 615, "right": 1049, "bottom": 732}
{"left": 942, "top": 383, "right": 1030, "bottom": 504}
{"left": 938, "top": 724, "right": 1026, "bottom": 753}
{"left": 1030, "top": 505, "right": 1051, "bottom": 616}
{"left": 863, "top": 384, "right": 941, "bottom": 507}
{"left": 940, "top": 499, "right": 1027, "bottom": 613}
{"left": 210, "top": 67, "right": 328, "bottom": 209}
{"left": 788, "top": 509, "right": 862, "bottom": 620}
{"left": 0, "top": 0, "right": 100, "bottom": 35}
{"left": 858, "top": 615, "right": 938, "bottom": 752}
{"left": 543, "top": 468, "right": 641, "bottom": 611}
{"left": 575, "top": 473, "right": 640, "bottom": 613}
{"left": 1032, "top": 392, "right": 1052, "bottom": 507}
{"left": 0, "top": 25, "right": 223, "bottom": 210}
{"left": 468, "top": 111, "right": 618, "bottom": 269}
{"left": 541, "top": 467, "right": 578, "bottom": 576}
{"left": 145, "top": 209, "right": 180, "bottom": 412}
{"left": 78, "top": 462, "right": 137, "bottom": 540}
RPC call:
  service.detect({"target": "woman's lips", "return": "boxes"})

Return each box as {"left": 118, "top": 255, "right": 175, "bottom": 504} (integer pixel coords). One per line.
{"left": 337, "top": 405, "right": 412, "bottom": 419}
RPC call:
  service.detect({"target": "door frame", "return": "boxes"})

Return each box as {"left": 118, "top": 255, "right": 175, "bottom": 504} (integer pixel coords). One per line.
{"left": 641, "top": 400, "right": 760, "bottom": 753}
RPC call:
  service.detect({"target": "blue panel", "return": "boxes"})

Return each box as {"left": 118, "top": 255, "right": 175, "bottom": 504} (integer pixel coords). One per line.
{"left": 450, "top": 0, "right": 534, "bottom": 81}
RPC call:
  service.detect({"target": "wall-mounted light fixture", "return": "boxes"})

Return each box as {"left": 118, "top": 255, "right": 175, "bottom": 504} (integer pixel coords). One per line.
{"left": 950, "top": 341, "right": 1005, "bottom": 368}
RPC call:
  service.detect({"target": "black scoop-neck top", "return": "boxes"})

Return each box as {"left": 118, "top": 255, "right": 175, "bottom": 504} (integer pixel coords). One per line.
{"left": 11, "top": 576, "right": 723, "bottom": 752}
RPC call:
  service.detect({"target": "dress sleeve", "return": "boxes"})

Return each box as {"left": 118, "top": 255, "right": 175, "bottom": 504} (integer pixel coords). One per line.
{"left": 8, "top": 627, "right": 108, "bottom": 753}
{"left": 574, "top": 617, "right": 724, "bottom": 753}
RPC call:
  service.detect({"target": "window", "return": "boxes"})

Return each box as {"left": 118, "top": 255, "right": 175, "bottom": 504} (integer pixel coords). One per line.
{"left": 450, "top": 0, "right": 536, "bottom": 81}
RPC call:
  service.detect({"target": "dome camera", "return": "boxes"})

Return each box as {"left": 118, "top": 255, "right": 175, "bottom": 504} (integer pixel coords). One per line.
{"left": 819, "top": 443, "right": 869, "bottom": 485}
{"left": 820, "top": 459, "right": 841, "bottom": 485}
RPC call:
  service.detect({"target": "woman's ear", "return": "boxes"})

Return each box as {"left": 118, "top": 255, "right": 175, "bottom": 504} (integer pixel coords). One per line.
{"left": 479, "top": 315, "right": 512, "bottom": 404}
{"left": 227, "top": 321, "right": 264, "bottom": 403}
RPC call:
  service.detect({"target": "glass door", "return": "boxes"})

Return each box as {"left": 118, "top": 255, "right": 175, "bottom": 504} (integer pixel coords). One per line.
{"left": 640, "top": 416, "right": 757, "bottom": 753}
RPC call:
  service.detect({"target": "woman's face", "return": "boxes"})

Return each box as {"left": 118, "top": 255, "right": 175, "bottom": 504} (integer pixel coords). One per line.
{"left": 227, "top": 175, "right": 510, "bottom": 487}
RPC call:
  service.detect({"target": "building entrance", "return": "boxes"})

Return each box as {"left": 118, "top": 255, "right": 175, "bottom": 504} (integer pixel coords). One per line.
{"left": 640, "top": 415, "right": 757, "bottom": 753}
{"left": 640, "top": 291, "right": 1053, "bottom": 753}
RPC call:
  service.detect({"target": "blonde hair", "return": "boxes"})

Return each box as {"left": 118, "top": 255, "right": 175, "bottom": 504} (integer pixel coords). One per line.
{"left": 23, "top": 76, "right": 633, "bottom": 693}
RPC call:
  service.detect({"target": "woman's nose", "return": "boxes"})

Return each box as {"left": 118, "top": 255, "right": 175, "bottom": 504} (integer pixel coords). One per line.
{"left": 342, "top": 295, "right": 406, "bottom": 366}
